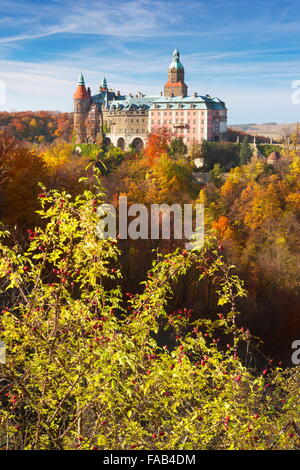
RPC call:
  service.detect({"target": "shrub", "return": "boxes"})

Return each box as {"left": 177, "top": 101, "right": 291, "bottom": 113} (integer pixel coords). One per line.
{"left": 0, "top": 188, "right": 299, "bottom": 450}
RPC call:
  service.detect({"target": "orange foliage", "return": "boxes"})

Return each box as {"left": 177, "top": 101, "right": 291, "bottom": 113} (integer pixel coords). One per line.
{"left": 212, "top": 215, "right": 233, "bottom": 240}
{"left": 143, "top": 127, "right": 173, "bottom": 164}
{"left": 0, "top": 111, "right": 72, "bottom": 143}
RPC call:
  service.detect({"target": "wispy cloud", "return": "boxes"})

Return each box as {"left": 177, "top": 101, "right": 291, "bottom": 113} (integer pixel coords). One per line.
{"left": 0, "top": 24, "right": 76, "bottom": 44}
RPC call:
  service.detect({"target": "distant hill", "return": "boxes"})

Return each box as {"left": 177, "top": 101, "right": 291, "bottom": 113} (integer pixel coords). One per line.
{"left": 229, "top": 122, "right": 299, "bottom": 142}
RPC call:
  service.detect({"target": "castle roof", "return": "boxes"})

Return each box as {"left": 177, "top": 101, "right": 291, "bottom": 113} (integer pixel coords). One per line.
{"left": 150, "top": 95, "right": 227, "bottom": 110}
{"left": 92, "top": 90, "right": 126, "bottom": 110}
{"left": 106, "top": 95, "right": 159, "bottom": 111}
{"left": 101, "top": 92, "right": 227, "bottom": 112}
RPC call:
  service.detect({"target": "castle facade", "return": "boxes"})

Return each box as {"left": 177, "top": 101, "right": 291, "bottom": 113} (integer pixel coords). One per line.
{"left": 73, "top": 50, "right": 227, "bottom": 150}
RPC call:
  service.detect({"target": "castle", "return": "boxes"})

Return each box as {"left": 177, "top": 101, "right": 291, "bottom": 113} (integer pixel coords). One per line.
{"left": 73, "top": 49, "right": 227, "bottom": 150}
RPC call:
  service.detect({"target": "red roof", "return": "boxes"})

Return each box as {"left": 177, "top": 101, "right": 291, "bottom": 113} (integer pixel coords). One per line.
{"left": 73, "top": 84, "right": 89, "bottom": 100}
{"left": 164, "top": 81, "right": 185, "bottom": 87}
{"left": 268, "top": 151, "right": 280, "bottom": 160}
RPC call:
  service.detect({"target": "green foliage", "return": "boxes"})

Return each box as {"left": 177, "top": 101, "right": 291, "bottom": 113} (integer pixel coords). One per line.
{"left": 209, "top": 163, "right": 223, "bottom": 185}
{"left": 102, "top": 145, "right": 125, "bottom": 171}
{"left": 169, "top": 137, "right": 187, "bottom": 157}
{"left": 257, "top": 144, "right": 282, "bottom": 157}
{"left": 72, "top": 143, "right": 102, "bottom": 159}
{"left": 201, "top": 141, "right": 240, "bottom": 171}
{"left": 0, "top": 188, "right": 299, "bottom": 450}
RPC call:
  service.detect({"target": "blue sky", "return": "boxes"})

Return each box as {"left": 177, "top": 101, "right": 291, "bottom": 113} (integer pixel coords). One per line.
{"left": 0, "top": 0, "right": 300, "bottom": 123}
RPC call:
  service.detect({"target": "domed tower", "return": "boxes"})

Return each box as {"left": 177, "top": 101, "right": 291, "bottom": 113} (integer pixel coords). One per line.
{"left": 164, "top": 49, "right": 188, "bottom": 97}
{"left": 73, "top": 73, "right": 91, "bottom": 143}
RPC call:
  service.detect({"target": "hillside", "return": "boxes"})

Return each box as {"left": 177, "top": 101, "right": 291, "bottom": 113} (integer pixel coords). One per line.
{"left": 229, "top": 122, "right": 300, "bottom": 142}
{"left": 0, "top": 111, "right": 73, "bottom": 143}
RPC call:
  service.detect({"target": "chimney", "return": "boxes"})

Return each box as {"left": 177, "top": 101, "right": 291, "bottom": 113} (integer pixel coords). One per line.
{"left": 117, "top": 90, "right": 120, "bottom": 96}
{"left": 193, "top": 92, "right": 197, "bottom": 98}
{"left": 87, "top": 87, "right": 91, "bottom": 96}
{"left": 160, "top": 91, "right": 163, "bottom": 96}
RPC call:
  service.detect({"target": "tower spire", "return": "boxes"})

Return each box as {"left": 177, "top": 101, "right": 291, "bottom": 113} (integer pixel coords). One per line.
{"left": 170, "top": 48, "right": 183, "bottom": 69}
{"left": 73, "top": 72, "right": 89, "bottom": 100}
{"left": 100, "top": 76, "right": 108, "bottom": 92}
{"left": 78, "top": 72, "right": 85, "bottom": 85}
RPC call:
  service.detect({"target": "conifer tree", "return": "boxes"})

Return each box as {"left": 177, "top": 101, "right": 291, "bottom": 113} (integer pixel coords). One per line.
{"left": 239, "top": 136, "right": 252, "bottom": 165}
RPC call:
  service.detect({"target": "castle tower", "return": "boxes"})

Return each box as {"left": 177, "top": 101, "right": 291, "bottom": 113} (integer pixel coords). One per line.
{"left": 73, "top": 73, "right": 91, "bottom": 143}
{"left": 164, "top": 49, "right": 188, "bottom": 97}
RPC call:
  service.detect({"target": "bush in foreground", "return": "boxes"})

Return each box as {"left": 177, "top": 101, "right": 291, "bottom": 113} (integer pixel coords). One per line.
{"left": 0, "top": 188, "right": 299, "bottom": 450}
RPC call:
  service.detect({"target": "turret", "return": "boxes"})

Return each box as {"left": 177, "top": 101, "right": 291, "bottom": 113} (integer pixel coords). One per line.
{"left": 73, "top": 73, "right": 91, "bottom": 143}
{"left": 73, "top": 72, "right": 90, "bottom": 112}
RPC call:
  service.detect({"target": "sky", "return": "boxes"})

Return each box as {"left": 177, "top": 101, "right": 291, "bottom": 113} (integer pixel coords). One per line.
{"left": 0, "top": 0, "right": 300, "bottom": 123}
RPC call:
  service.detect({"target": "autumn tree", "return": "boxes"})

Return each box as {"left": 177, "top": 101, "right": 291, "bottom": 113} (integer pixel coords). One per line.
{"left": 144, "top": 127, "right": 173, "bottom": 164}
{"left": 0, "top": 187, "right": 300, "bottom": 450}
{"left": 0, "top": 132, "right": 47, "bottom": 229}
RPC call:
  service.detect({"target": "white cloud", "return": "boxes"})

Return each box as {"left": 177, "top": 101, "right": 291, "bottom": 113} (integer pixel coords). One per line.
{"left": 0, "top": 24, "right": 76, "bottom": 44}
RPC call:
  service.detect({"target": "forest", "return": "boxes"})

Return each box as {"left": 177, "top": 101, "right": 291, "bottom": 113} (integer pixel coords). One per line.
{"left": 0, "top": 120, "right": 299, "bottom": 450}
